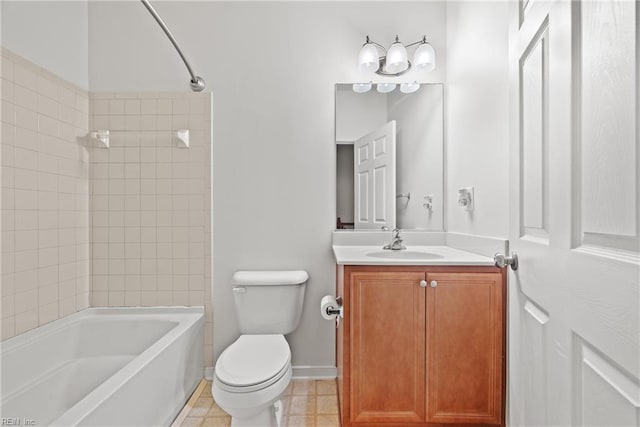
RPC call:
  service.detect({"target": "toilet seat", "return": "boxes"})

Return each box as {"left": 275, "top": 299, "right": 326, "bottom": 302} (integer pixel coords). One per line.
{"left": 214, "top": 334, "right": 291, "bottom": 393}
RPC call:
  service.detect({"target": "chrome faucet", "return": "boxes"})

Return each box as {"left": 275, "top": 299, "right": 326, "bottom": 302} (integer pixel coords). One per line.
{"left": 383, "top": 228, "right": 406, "bottom": 251}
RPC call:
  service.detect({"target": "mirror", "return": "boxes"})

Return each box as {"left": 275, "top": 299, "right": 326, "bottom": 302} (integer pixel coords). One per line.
{"left": 335, "top": 83, "right": 444, "bottom": 231}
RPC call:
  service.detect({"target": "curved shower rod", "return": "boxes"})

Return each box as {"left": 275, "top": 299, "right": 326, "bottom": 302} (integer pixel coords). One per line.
{"left": 140, "top": 0, "right": 205, "bottom": 92}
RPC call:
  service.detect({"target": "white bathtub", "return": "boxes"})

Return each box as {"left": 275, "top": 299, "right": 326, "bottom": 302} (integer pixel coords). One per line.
{"left": 1, "top": 307, "right": 204, "bottom": 426}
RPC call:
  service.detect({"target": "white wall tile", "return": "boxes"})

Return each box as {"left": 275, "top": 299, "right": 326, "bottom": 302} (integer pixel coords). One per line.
{"left": 92, "top": 291, "right": 108, "bottom": 306}
{"left": 14, "top": 230, "right": 37, "bottom": 252}
{"left": 58, "top": 296, "right": 75, "bottom": 317}
{"left": 108, "top": 99, "right": 124, "bottom": 115}
{"left": 14, "top": 309, "right": 38, "bottom": 334}
{"left": 140, "top": 291, "right": 157, "bottom": 306}
{"left": 36, "top": 76, "right": 58, "bottom": 100}
{"left": 2, "top": 295, "right": 15, "bottom": 319}
{"left": 14, "top": 289, "right": 38, "bottom": 313}
{"left": 108, "top": 291, "right": 124, "bottom": 306}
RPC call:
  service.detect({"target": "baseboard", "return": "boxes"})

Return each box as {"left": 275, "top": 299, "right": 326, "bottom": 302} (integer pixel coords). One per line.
{"left": 205, "top": 365, "right": 337, "bottom": 381}
{"left": 291, "top": 365, "right": 337, "bottom": 379}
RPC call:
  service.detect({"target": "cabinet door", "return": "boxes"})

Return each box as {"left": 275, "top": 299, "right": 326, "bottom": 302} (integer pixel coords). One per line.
{"left": 426, "top": 272, "right": 504, "bottom": 425}
{"left": 350, "top": 271, "right": 426, "bottom": 424}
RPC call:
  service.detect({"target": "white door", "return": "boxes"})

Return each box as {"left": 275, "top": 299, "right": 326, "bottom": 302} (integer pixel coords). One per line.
{"left": 508, "top": 1, "right": 639, "bottom": 426}
{"left": 354, "top": 121, "right": 396, "bottom": 229}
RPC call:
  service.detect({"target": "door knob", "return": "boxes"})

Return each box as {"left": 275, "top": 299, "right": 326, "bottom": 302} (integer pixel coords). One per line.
{"left": 430, "top": 280, "right": 438, "bottom": 288}
{"left": 419, "top": 280, "right": 427, "bottom": 288}
{"left": 494, "top": 252, "right": 518, "bottom": 271}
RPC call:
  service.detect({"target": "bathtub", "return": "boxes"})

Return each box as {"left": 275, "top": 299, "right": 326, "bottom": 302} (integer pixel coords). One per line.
{"left": 1, "top": 307, "right": 204, "bottom": 427}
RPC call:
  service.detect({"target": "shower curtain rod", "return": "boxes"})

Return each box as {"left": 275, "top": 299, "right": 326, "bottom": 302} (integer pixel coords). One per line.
{"left": 140, "top": 0, "right": 205, "bottom": 92}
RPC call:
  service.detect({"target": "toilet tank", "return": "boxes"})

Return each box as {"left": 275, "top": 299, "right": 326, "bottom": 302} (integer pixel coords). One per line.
{"left": 231, "top": 270, "right": 308, "bottom": 335}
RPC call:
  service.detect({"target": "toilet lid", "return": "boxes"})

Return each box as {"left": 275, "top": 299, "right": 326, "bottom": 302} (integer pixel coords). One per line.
{"left": 215, "top": 335, "right": 291, "bottom": 388}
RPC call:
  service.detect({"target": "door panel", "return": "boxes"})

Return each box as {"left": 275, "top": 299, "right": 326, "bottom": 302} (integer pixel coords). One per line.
{"left": 357, "top": 171, "right": 369, "bottom": 223}
{"left": 350, "top": 271, "right": 425, "bottom": 424}
{"left": 373, "top": 165, "right": 386, "bottom": 222}
{"left": 508, "top": 1, "right": 640, "bottom": 426}
{"left": 580, "top": 0, "right": 637, "bottom": 243}
{"left": 573, "top": 337, "right": 640, "bottom": 426}
{"left": 520, "top": 18, "right": 549, "bottom": 240}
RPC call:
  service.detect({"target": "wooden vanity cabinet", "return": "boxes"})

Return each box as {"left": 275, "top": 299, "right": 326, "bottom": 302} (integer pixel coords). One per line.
{"left": 336, "top": 265, "right": 506, "bottom": 427}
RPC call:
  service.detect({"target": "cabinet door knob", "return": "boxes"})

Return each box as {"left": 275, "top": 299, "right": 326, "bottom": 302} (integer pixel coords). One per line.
{"left": 430, "top": 280, "right": 438, "bottom": 288}
{"left": 419, "top": 280, "right": 427, "bottom": 288}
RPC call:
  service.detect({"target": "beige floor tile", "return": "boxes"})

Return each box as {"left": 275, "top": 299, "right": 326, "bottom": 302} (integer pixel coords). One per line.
{"left": 316, "top": 395, "right": 338, "bottom": 415}
{"left": 200, "top": 417, "right": 231, "bottom": 427}
{"left": 315, "top": 414, "right": 340, "bottom": 427}
{"left": 287, "top": 415, "right": 315, "bottom": 427}
{"left": 292, "top": 380, "right": 316, "bottom": 395}
{"left": 207, "top": 401, "right": 228, "bottom": 417}
{"left": 315, "top": 380, "right": 336, "bottom": 396}
{"left": 282, "top": 382, "right": 293, "bottom": 396}
{"left": 200, "top": 383, "right": 212, "bottom": 397}
{"left": 289, "top": 395, "right": 316, "bottom": 415}
{"left": 189, "top": 397, "right": 214, "bottom": 417}
{"left": 181, "top": 417, "right": 204, "bottom": 427}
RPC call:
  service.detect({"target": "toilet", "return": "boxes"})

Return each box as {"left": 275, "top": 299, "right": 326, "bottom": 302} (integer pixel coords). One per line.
{"left": 212, "top": 270, "right": 308, "bottom": 427}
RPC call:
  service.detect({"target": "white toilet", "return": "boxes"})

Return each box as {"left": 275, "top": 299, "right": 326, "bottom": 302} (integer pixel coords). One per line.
{"left": 212, "top": 270, "right": 308, "bottom": 427}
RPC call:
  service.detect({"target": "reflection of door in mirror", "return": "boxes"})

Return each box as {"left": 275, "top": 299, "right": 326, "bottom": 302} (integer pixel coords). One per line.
{"left": 354, "top": 121, "right": 396, "bottom": 229}
{"left": 335, "top": 84, "right": 444, "bottom": 231}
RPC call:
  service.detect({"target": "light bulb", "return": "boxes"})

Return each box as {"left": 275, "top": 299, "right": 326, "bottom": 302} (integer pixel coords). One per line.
{"left": 414, "top": 42, "right": 435, "bottom": 71}
{"left": 385, "top": 37, "right": 409, "bottom": 74}
{"left": 376, "top": 83, "right": 396, "bottom": 93}
{"left": 352, "top": 82, "right": 372, "bottom": 93}
{"left": 400, "top": 82, "right": 420, "bottom": 94}
{"left": 358, "top": 43, "right": 380, "bottom": 73}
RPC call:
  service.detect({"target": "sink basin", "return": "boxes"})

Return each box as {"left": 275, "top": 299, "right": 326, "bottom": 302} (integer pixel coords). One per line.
{"left": 365, "top": 250, "right": 444, "bottom": 260}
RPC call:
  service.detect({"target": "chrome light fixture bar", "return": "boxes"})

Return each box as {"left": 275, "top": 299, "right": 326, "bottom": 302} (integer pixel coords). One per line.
{"left": 358, "top": 35, "right": 436, "bottom": 77}
{"left": 140, "top": 0, "right": 205, "bottom": 92}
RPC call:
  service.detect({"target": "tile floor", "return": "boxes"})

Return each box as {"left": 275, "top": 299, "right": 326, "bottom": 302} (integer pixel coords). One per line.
{"left": 178, "top": 379, "right": 340, "bottom": 427}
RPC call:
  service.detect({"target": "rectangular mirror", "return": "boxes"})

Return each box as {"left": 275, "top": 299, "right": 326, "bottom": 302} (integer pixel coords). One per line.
{"left": 335, "top": 83, "right": 444, "bottom": 231}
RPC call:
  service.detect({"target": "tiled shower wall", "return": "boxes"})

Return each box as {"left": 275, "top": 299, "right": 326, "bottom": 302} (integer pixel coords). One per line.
{"left": 89, "top": 92, "right": 213, "bottom": 365}
{"left": 1, "top": 49, "right": 213, "bottom": 367}
{"left": 1, "top": 48, "right": 91, "bottom": 339}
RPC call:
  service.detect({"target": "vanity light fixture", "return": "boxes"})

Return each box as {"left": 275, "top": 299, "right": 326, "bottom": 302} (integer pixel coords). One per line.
{"left": 376, "top": 83, "right": 396, "bottom": 94}
{"left": 352, "top": 82, "right": 373, "bottom": 93}
{"left": 358, "top": 35, "right": 436, "bottom": 76}
{"left": 400, "top": 81, "right": 420, "bottom": 94}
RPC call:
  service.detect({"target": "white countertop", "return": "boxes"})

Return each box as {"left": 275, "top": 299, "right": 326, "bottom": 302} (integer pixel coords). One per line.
{"left": 332, "top": 245, "right": 496, "bottom": 266}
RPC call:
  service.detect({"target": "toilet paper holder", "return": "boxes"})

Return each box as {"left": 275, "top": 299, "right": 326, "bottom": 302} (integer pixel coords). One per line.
{"left": 324, "top": 296, "right": 343, "bottom": 317}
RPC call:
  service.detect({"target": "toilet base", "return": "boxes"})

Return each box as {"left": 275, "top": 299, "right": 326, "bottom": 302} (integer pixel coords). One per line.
{"left": 230, "top": 399, "right": 283, "bottom": 427}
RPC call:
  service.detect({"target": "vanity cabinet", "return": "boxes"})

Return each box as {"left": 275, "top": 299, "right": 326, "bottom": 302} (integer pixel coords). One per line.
{"left": 336, "top": 265, "right": 505, "bottom": 427}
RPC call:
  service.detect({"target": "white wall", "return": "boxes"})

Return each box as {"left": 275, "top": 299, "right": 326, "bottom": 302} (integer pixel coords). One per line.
{"left": 88, "top": 1, "right": 447, "bottom": 369}
{"left": 445, "top": 1, "right": 510, "bottom": 237}
{"left": 1, "top": 1, "right": 89, "bottom": 89}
